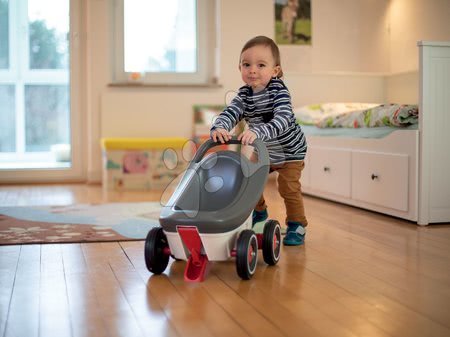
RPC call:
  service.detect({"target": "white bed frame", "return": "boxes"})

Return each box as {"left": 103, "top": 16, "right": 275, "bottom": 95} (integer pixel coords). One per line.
{"left": 300, "top": 41, "right": 450, "bottom": 225}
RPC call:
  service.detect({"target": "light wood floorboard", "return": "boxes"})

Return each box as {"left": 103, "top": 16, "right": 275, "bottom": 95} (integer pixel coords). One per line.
{"left": 1, "top": 180, "right": 450, "bottom": 337}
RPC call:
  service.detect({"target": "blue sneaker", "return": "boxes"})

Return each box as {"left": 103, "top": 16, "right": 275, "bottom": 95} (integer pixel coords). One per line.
{"left": 283, "top": 221, "right": 306, "bottom": 246}
{"left": 252, "top": 209, "right": 268, "bottom": 227}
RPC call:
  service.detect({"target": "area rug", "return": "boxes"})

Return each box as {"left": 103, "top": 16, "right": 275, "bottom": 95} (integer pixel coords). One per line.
{"left": 0, "top": 202, "right": 161, "bottom": 245}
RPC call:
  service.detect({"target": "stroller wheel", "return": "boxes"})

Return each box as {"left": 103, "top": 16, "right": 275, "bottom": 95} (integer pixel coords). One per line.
{"left": 262, "top": 220, "right": 281, "bottom": 265}
{"left": 144, "top": 227, "right": 170, "bottom": 274}
{"left": 236, "top": 230, "right": 258, "bottom": 280}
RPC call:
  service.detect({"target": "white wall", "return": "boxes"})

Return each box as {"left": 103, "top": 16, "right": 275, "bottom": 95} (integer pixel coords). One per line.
{"left": 310, "top": 0, "right": 390, "bottom": 73}
{"left": 388, "top": 0, "right": 450, "bottom": 73}
{"left": 82, "top": 0, "right": 450, "bottom": 182}
{"left": 385, "top": 72, "right": 419, "bottom": 104}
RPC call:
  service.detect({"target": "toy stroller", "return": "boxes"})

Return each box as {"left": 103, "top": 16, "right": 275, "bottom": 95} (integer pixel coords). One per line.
{"left": 144, "top": 137, "right": 281, "bottom": 281}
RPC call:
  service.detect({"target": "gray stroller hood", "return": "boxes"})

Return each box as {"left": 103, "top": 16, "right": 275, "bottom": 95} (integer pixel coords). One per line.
{"left": 159, "top": 138, "right": 270, "bottom": 234}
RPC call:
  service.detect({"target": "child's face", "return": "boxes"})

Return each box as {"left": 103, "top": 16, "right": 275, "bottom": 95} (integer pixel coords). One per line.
{"left": 239, "top": 45, "right": 280, "bottom": 92}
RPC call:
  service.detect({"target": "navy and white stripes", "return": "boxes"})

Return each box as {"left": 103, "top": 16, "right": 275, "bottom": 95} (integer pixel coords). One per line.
{"left": 211, "top": 78, "right": 307, "bottom": 164}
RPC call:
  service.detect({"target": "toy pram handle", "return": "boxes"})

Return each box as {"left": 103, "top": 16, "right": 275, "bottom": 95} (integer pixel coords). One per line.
{"left": 191, "top": 137, "right": 270, "bottom": 174}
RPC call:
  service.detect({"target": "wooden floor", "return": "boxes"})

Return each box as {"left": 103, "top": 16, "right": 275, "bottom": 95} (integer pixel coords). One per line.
{"left": 1, "top": 180, "right": 450, "bottom": 337}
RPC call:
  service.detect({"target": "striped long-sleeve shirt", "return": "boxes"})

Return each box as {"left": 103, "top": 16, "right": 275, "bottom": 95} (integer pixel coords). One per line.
{"left": 211, "top": 78, "right": 307, "bottom": 164}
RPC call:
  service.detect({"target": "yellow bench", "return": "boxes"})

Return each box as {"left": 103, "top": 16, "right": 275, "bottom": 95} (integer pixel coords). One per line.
{"left": 101, "top": 137, "right": 188, "bottom": 190}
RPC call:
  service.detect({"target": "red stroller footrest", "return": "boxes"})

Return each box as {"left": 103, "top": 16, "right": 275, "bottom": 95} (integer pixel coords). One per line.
{"left": 178, "top": 226, "right": 209, "bottom": 282}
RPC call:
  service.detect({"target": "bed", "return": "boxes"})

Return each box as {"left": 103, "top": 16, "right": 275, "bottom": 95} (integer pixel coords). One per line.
{"left": 295, "top": 41, "right": 450, "bottom": 225}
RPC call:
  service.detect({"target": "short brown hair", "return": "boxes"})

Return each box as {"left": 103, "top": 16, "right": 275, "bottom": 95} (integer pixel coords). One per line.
{"left": 240, "top": 36, "right": 283, "bottom": 78}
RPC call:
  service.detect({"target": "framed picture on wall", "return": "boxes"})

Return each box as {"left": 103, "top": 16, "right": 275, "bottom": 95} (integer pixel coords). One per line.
{"left": 275, "top": 0, "right": 311, "bottom": 45}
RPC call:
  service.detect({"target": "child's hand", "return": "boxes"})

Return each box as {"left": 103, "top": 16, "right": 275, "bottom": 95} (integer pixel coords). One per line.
{"left": 238, "top": 130, "right": 257, "bottom": 145}
{"left": 211, "top": 128, "right": 232, "bottom": 144}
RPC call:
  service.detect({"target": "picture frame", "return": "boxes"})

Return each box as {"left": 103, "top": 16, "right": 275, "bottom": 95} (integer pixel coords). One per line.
{"left": 275, "top": 0, "right": 311, "bottom": 45}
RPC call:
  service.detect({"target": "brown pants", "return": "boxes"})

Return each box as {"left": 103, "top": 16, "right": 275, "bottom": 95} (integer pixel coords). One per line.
{"left": 255, "top": 160, "right": 308, "bottom": 227}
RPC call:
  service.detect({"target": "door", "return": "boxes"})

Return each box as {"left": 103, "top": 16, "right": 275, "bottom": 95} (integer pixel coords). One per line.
{"left": 0, "top": 0, "right": 83, "bottom": 182}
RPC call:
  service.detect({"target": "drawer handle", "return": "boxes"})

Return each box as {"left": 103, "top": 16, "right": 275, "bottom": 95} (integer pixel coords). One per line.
{"left": 323, "top": 166, "right": 330, "bottom": 172}
{"left": 371, "top": 174, "right": 379, "bottom": 180}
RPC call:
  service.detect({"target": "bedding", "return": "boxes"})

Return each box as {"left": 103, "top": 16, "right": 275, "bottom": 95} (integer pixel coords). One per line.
{"left": 294, "top": 102, "right": 379, "bottom": 125}
{"left": 294, "top": 102, "right": 418, "bottom": 129}
{"left": 315, "top": 104, "right": 419, "bottom": 128}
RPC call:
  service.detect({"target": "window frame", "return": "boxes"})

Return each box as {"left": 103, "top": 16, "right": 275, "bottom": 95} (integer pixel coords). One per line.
{"left": 111, "top": 0, "right": 217, "bottom": 85}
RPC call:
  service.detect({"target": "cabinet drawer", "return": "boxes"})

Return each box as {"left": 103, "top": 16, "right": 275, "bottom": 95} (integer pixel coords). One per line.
{"left": 352, "top": 151, "right": 409, "bottom": 211}
{"left": 310, "top": 147, "right": 351, "bottom": 197}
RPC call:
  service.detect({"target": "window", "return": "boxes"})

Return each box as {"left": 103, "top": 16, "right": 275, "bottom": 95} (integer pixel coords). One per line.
{"left": 0, "top": 0, "right": 71, "bottom": 169}
{"left": 112, "top": 0, "right": 218, "bottom": 85}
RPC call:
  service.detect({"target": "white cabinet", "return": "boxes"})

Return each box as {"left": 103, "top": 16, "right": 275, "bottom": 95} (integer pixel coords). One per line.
{"left": 302, "top": 133, "right": 417, "bottom": 222}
